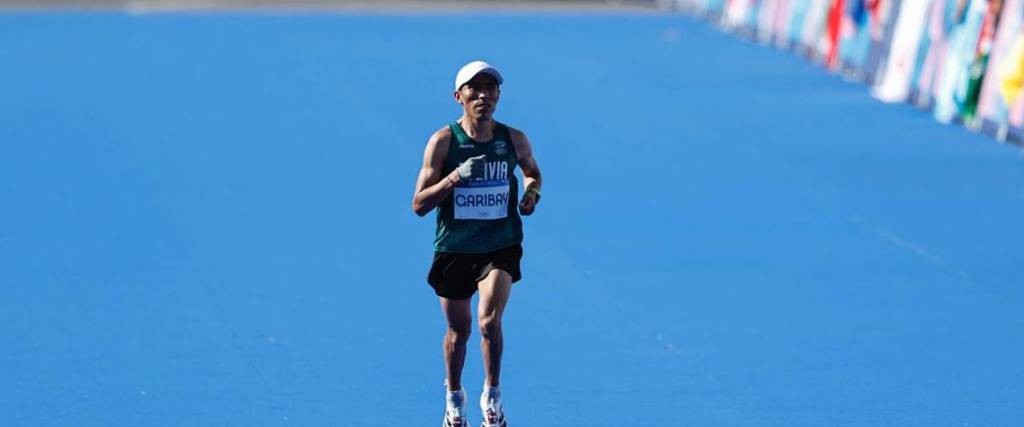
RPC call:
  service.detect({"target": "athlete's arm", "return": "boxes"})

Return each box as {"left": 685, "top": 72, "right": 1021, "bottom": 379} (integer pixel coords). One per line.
{"left": 412, "top": 127, "right": 460, "bottom": 217}
{"left": 510, "top": 128, "right": 542, "bottom": 216}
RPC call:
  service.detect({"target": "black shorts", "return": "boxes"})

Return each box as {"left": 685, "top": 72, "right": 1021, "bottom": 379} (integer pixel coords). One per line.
{"left": 427, "top": 244, "right": 523, "bottom": 300}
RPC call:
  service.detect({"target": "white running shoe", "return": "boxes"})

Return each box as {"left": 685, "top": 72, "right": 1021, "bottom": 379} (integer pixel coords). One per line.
{"left": 480, "top": 397, "right": 507, "bottom": 427}
{"left": 443, "top": 388, "right": 468, "bottom": 427}
{"left": 443, "top": 405, "right": 469, "bottom": 427}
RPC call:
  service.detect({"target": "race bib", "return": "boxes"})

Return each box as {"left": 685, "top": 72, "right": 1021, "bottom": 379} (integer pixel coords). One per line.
{"left": 454, "top": 179, "right": 510, "bottom": 220}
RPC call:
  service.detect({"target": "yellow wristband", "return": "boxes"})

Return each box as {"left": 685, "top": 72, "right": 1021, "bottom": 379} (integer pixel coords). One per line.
{"left": 525, "top": 187, "right": 541, "bottom": 202}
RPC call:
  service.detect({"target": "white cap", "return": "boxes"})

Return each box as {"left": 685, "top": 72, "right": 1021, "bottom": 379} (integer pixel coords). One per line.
{"left": 454, "top": 60, "right": 503, "bottom": 91}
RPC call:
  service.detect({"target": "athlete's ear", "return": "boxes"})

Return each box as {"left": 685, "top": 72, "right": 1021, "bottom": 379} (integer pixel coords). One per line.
{"left": 453, "top": 90, "right": 461, "bottom": 104}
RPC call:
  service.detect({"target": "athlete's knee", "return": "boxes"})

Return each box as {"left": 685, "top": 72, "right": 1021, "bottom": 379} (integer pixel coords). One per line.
{"left": 447, "top": 324, "right": 472, "bottom": 346}
{"left": 478, "top": 315, "right": 502, "bottom": 341}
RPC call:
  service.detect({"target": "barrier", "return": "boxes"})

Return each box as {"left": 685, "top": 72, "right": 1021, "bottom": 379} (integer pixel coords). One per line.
{"left": 667, "top": 0, "right": 1024, "bottom": 146}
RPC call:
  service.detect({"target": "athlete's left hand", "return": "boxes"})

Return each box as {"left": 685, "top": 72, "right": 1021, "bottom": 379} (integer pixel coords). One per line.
{"left": 519, "top": 191, "right": 538, "bottom": 216}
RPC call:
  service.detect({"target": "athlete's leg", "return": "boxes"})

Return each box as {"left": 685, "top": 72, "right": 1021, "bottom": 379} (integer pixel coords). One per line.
{"left": 477, "top": 269, "right": 513, "bottom": 387}
{"left": 440, "top": 296, "right": 473, "bottom": 391}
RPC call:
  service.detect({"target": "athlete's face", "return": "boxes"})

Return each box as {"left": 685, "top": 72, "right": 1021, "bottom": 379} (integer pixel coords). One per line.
{"left": 455, "top": 73, "right": 500, "bottom": 121}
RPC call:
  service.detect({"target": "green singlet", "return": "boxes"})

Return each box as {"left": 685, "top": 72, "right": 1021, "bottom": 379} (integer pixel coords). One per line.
{"left": 434, "top": 121, "right": 523, "bottom": 253}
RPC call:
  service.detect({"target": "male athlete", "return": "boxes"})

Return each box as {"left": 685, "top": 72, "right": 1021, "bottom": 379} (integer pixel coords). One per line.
{"left": 412, "top": 61, "right": 542, "bottom": 427}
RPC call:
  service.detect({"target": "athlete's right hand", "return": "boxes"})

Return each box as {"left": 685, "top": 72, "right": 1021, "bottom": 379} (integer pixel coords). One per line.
{"left": 455, "top": 154, "right": 487, "bottom": 180}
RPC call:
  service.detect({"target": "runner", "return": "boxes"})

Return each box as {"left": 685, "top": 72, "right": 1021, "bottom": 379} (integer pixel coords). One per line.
{"left": 412, "top": 60, "right": 543, "bottom": 427}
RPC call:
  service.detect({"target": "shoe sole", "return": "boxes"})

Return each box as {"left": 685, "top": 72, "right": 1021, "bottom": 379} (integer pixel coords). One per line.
{"left": 443, "top": 416, "right": 468, "bottom": 427}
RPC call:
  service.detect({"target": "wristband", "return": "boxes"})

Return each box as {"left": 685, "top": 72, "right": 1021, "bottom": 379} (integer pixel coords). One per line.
{"left": 525, "top": 187, "right": 541, "bottom": 202}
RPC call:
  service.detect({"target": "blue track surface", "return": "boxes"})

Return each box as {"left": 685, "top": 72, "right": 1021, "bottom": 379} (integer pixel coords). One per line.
{"left": 2, "top": 11, "right": 1023, "bottom": 426}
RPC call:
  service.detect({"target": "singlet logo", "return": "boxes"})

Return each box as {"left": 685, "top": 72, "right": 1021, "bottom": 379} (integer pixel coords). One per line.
{"left": 494, "top": 140, "right": 507, "bottom": 156}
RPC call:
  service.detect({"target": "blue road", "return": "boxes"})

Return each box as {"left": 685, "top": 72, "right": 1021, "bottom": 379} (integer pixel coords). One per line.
{"left": 1, "top": 10, "right": 1022, "bottom": 426}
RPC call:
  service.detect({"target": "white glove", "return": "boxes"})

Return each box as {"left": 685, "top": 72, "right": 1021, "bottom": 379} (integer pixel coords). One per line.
{"left": 455, "top": 154, "right": 487, "bottom": 180}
